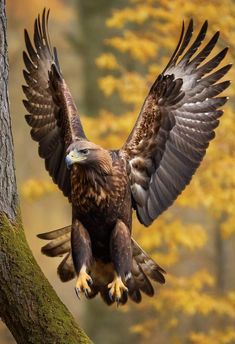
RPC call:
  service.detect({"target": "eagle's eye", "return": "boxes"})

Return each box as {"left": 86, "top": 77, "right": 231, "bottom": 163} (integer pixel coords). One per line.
{"left": 80, "top": 149, "right": 89, "bottom": 155}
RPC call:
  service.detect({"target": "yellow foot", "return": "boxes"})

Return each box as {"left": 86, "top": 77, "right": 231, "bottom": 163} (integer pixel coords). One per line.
{"left": 108, "top": 274, "right": 128, "bottom": 304}
{"left": 75, "top": 265, "right": 93, "bottom": 299}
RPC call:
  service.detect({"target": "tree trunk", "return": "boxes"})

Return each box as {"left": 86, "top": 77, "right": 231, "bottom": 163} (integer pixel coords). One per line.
{"left": 0, "top": 2, "right": 92, "bottom": 343}
{"left": 73, "top": 0, "right": 126, "bottom": 116}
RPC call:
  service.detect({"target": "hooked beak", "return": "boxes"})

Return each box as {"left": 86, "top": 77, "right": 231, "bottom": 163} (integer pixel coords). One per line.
{"left": 65, "top": 154, "right": 73, "bottom": 168}
{"left": 65, "top": 150, "right": 86, "bottom": 168}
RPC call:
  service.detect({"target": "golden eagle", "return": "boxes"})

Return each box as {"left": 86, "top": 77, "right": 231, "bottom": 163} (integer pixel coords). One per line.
{"left": 23, "top": 9, "right": 231, "bottom": 305}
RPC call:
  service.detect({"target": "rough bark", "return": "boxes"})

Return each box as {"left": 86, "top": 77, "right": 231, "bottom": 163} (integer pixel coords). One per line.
{"left": 0, "top": 2, "right": 92, "bottom": 343}
{"left": 0, "top": 0, "right": 17, "bottom": 222}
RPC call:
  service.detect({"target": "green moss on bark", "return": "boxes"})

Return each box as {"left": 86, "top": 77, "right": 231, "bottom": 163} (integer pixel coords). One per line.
{"left": 0, "top": 212, "right": 92, "bottom": 344}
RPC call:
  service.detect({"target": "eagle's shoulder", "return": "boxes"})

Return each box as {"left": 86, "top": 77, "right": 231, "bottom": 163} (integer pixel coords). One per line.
{"left": 110, "top": 149, "right": 121, "bottom": 161}
{"left": 110, "top": 149, "right": 128, "bottom": 174}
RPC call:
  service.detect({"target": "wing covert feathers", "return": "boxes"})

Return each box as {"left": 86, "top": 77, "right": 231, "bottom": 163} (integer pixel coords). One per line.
{"left": 23, "top": 9, "right": 87, "bottom": 197}
{"left": 122, "top": 20, "right": 231, "bottom": 226}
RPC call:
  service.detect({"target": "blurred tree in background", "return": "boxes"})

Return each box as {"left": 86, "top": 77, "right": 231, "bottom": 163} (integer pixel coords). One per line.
{"left": 69, "top": 0, "right": 127, "bottom": 116}
{"left": 3, "top": 0, "right": 235, "bottom": 343}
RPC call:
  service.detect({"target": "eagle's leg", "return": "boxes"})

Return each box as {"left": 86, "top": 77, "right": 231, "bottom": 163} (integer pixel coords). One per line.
{"left": 108, "top": 219, "right": 132, "bottom": 303}
{"left": 71, "top": 219, "right": 93, "bottom": 298}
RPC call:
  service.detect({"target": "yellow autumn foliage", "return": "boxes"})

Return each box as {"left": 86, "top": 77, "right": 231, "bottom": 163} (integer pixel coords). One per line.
{"left": 7, "top": 0, "right": 72, "bottom": 26}
{"left": 96, "top": 53, "right": 120, "bottom": 70}
{"left": 106, "top": 31, "right": 157, "bottom": 62}
{"left": 190, "top": 328, "right": 235, "bottom": 344}
{"left": 21, "top": 179, "right": 57, "bottom": 200}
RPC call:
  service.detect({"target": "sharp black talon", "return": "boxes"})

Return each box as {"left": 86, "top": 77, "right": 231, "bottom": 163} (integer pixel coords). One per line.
{"left": 109, "top": 291, "right": 113, "bottom": 302}
{"left": 88, "top": 278, "right": 93, "bottom": 286}
{"left": 75, "top": 287, "right": 81, "bottom": 300}
{"left": 84, "top": 289, "right": 89, "bottom": 298}
{"left": 116, "top": 297, "right": 121, "bottom": 307}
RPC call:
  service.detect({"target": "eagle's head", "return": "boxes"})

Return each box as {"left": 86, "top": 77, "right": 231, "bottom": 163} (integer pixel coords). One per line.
{"left": 65, "top": 141, "right": 112, "bottom": 175}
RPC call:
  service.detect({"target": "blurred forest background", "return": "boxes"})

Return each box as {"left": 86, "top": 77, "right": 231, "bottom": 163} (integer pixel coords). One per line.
{"left": 1, "top": 0, "right": 235, "bottom": 343}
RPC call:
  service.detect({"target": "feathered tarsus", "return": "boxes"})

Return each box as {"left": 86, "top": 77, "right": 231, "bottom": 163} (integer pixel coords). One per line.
{"left": 23, "top": 9, "right": 231, "bottom": 305}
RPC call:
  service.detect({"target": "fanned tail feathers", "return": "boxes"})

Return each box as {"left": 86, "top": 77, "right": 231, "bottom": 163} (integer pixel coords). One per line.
{"left": 38, "top": 227, "right": 165, "bottom": 305}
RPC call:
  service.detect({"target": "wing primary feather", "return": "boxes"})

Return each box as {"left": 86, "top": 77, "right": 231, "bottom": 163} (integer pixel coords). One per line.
{"left": 188, "top": 31, "right": 220, "bottom": 69}
{"left": 172, "top": 19, "right": 194, "bottom": 64}
{"left": 164, "top": 19, "right": 195, "bottom": 73}
{"left": 23, "top": 51, "right": 37, "bottom": 72}
{"left": 37, "top": 14, "right": 43, "bottom": 41}
{"left": 24, "top": 29, "right": 38, "bottom": 62}
{"left": 46, "top": 9, "right": 52, "bottom": 52}
{"left": 188, "top": 81, "right": 230, "bottom": 103}
{"left": 162, "top": 20, "right": 185, "bottom": 73}
{"left": 179, "top": 20, "right": 208, "bottom": 65}
{"left": 42, "top": 9, "right": 52, "bottom": 54}
{"left": 34, "top": 18, "right": 41, "bottom": 52}
{"left": 196, "top": 47, "right": 229, "bottom": 77}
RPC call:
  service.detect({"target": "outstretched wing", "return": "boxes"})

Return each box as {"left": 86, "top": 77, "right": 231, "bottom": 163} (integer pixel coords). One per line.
{"left": 23, "top": 9, "right": 87, "bottom": 197}
{"left": 122, "top": 20, "right": 231, "bottom": 226}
